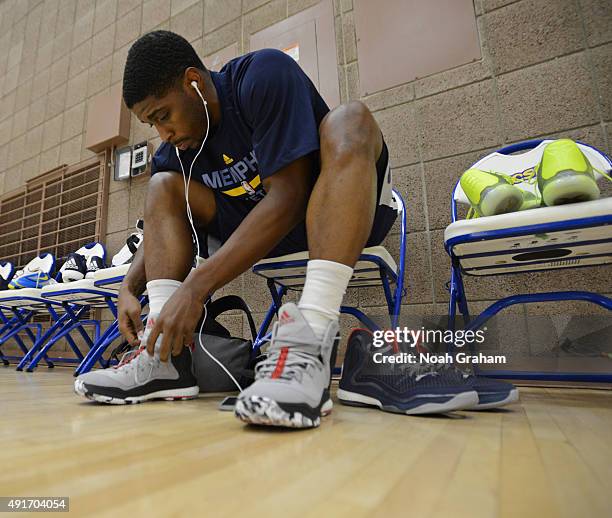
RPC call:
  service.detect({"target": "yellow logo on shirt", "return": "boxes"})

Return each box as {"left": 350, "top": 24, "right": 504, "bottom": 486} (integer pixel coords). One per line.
{"left": 222, "top": 154, "right": 233, "bottom": 165}
{"left": 222, "top": 175, "right": 262, "bottom": 197}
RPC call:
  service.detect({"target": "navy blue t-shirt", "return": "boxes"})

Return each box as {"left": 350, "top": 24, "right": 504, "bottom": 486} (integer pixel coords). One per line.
{"left": 151, "top": 49, "right": 330, "bottom": 208}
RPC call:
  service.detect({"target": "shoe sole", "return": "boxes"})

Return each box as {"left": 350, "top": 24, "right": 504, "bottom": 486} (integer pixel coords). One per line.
{"left": 234, "top": 396, "right": 333, "bottom": 429}
{"left": 542, "top": 172, "right": 600, "bottom": 206}
{"left": 471, "top": 388, "right": 519, "bottom": 410}
{"left": 480, "top": 184, "right": 523, "bottom": 216}
{"left": 336, "top": 388, "right": 479, "bottom": 415}
{"left": 74, "top": 379, "right": 199, "bottom": 405}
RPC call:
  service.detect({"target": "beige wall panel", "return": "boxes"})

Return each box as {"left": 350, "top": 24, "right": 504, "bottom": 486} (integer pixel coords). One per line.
{"left": 84, "top": 84, "right": 130, "bottom": 153}
{"left": 354, "top": 0, "right": 481, "bottom": 95}
{"left": 250, "top": 0, "right": 340, "bottom": 107}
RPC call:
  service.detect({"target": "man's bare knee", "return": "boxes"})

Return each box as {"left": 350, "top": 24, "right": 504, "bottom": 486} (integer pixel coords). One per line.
{"left": 319, "top": 101, "right": 381, "bottom": 163}
{"left": 146, "top": 171, "right": 217, "bottom": 228}
{"left": 147, "top": 172, "right": 185, "bottom": 204}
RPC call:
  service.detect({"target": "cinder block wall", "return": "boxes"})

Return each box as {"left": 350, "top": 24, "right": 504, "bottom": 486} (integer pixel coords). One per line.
{"left": 0, "top": 0, "right": 610, "bottom": 358}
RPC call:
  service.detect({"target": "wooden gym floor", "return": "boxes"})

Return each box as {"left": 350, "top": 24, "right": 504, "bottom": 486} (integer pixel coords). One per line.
{"left": 1, "top": 368, "right": 611, "bottom": 518}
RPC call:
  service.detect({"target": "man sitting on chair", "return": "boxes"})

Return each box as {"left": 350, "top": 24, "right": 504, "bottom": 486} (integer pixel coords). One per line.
{"left": 74, "top": 31, "right": 476, "bottom": 427}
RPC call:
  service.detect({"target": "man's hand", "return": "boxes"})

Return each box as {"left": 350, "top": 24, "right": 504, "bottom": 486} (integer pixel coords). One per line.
{"left": 117, "top": 287, "right": 144, "bottom": 346}
{"left": 146, "top": 274, "right": 210, "bottom": 361}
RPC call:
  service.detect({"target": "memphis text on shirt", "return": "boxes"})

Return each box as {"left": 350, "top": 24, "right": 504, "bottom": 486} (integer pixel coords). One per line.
{"left": 200, "top": 150, "right": 266, "bottom": 201}
{"left": 201, "top": 150, "right": 257, "bottom": 189}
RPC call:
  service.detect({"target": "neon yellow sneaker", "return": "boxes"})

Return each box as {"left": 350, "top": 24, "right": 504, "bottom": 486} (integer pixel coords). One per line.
{"left": 536, "top": 139, "right": 600, "bottom": 206}
{"left": 460, "top": 169, "right": 524, "bottom": 217}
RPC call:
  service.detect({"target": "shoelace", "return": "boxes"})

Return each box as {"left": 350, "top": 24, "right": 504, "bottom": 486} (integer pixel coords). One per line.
{"left": 255, "top": 349, "right": 322, "bottom": 383}
{"left": 594, "top": 166, "right": 612, "bottom": 183}
{"left": 112, "top": 345, "right": 159, "bottom": 384}
{"left": 397, "top": 361, "right": 439, "bottom": 380}
{"left": 388, "top": 355, "right": 439, "bottom": 381}
{"left": 108, "top": 341, "right": 134, "bottom": 365}
{"left": 115, "top": 345, "right": 145, "bottom": 368}
{"left": 255, "top": 321, "right": 324, "bottom": 382}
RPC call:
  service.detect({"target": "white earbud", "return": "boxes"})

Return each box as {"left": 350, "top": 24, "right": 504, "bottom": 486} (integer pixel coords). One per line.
{"left": 191, "top": 80, "right": 207, "bottom": 105}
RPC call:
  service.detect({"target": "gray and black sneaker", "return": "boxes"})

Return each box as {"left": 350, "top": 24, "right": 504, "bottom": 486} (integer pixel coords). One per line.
{"left": 235, "top": 303, "right": 339, "bottom": 429}
{"left": 74, "top": 341, "right": 199, "bottom": 404}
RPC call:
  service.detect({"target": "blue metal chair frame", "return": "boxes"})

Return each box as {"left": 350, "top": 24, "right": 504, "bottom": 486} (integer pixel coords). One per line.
{"left": 446, "top": 139, "right": 612, "bottom": 383}
{"left": 251, "top": 189, "right": 407, "bottom": 353}
{"left": 0, "top": 307, "right": 42, "bottom": 366}
{"left": 0, "top": 295, "right": 101, "bottom": 371}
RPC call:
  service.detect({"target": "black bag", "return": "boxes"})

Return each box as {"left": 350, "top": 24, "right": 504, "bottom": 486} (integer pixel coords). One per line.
{"left": 191, "top": 295, "right": 259, "bottom": 393}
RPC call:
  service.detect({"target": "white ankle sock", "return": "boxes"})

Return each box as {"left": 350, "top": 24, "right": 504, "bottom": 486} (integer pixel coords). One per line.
{"left": 298, "top": 259, "right": 353, "bottom": 339}
{"left": 143, "top": 279, "right": 182, "bottom": 346}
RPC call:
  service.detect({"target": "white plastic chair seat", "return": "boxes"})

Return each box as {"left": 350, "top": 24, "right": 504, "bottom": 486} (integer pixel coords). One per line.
{"left": 41, "top": 279, "right": 116, "bottom": 307}
{"left": 254, "top": 246, "right": 398, "bottom": 289}
{"left": 445, "top": 197, "right": 612, "bottom": 275}
{"left": 92, "top": 264, "right": 131, "bottom": 291}
{"left": 0, "top": 288, "right": 59, "bottom": 310}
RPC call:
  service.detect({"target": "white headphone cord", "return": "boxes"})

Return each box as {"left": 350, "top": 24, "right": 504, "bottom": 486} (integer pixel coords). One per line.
{"left": 174, "top": 82, "right": 243, "bottom": 393}
{"left": 175, "top": 101, "right": 208, "bottom": 260}
{"left": 198, "top": 303, "right": 243, "bottom": 392}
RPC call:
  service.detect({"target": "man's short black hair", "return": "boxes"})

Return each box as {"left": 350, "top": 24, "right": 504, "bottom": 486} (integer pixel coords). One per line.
{"left": 122, "top": 30, "right": 206, "bottom": 109}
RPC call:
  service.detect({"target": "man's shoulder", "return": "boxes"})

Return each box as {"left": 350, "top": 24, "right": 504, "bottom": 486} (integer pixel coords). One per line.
{"left": 222, "top": 48, "right": 294, "bottom": 73}
{"left": 222, "top": 49, "right": 299, "bottom": 92}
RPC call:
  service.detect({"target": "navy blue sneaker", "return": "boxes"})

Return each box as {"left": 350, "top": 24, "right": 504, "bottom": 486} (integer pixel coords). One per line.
{"left": 338, "top": 329, "right": 478, "bottom": 415}
{"left": 434, "top": 364, "right": 519, "bottom": 409}
{"left": 462, "top": 373, "right": 518, "bottom": 409}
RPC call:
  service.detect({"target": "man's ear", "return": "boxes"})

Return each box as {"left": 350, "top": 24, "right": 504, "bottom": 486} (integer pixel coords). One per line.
{"left": 184, "top": 67, "right": 201, "bottom": 93}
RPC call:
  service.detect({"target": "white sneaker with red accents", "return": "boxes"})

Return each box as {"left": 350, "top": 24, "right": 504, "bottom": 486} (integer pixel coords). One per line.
{"left": 74, "top": 340, "right": 199, "bottom": 405}
{"left": 235, "top": 303, "right": 339, "bottom": 428}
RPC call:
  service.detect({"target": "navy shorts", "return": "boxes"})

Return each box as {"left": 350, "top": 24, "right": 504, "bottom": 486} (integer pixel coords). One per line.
{"left": 205, "top": 139, "right": 396, "bottom": 258}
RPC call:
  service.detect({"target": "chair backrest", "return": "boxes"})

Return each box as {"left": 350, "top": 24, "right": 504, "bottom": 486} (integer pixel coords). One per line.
{"left": 451, "top": 140, "right": 612, "bottom": 219}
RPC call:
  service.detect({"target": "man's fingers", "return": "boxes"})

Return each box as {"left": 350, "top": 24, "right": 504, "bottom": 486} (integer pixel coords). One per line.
{"left": 147, "top": 324, "right": 160, "bottom": 356}
{"left": 119, "top": 317, "right": 137, "bottom": 344}
{"left": 172, "top": 336, "right": 185, "bottom": 357}
{"left": 130, "top": 310, "right": 144, "bottom": 332}
{"left": 159, "top": 328, "right": 174, "bottom": 362}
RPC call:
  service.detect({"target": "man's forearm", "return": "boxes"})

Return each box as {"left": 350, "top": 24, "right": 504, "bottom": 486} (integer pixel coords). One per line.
{"left": 190, "top": 190, "right": 305, "bottom": 297}
{"left": 120, "top": 245, "right": 147, "bottom": 296}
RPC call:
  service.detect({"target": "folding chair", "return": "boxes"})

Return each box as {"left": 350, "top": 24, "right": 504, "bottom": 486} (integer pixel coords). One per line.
{"left": 0, "top": 253, "right": 102, "bottom": 371}
{"left": 445, "top": 139, "right": 612, "bottom": 383}
{"left": 0, "top": 288, "right": 101, "bottom": 372}
{"left": 0, "top": 261, "right": 41, "bottom": 365}
{"left": 0, "top": 254, "right": 61, "bottom": 368}
{"left": 0, "top": 304, "right": 42, "bottom": 366}
{"left": 251, "top": 189, "right": 407, "bottom": 352}
{"left": 22, "top": 278, "right": 120, "bottom": 372}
